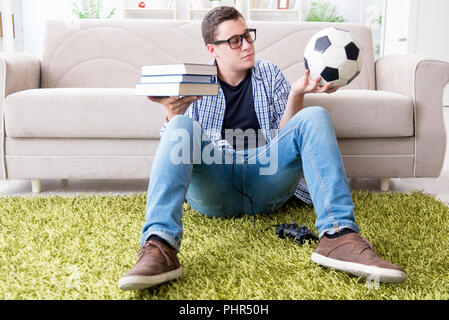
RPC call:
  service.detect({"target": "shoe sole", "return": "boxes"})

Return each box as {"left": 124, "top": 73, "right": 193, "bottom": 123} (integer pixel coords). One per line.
{"left": 311, "top": 253, "right": 407, "bottom": 284}
{"left": 118, "top": 267, "right": 182, "bottom": 290}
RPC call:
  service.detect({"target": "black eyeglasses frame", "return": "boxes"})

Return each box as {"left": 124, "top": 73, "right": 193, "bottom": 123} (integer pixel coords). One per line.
{"left": 211, "top": 28, "right": 257, "bottom": 49}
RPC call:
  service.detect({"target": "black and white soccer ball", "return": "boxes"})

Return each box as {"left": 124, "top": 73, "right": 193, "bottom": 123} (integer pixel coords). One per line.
{"left": 303, "top": 27, "right": 363, "bottom": 88}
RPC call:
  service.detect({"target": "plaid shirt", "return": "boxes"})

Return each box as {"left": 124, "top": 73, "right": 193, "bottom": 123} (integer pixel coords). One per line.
{"left": 160, "top": 59, "right": 312, "bottom": 204}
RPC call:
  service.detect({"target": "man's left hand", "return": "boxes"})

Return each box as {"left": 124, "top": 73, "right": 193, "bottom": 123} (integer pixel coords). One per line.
{"left": 291, "top": 69, "right": 339, "bottom": 97}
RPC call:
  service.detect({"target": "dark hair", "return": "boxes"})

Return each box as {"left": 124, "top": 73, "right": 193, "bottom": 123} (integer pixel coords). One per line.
{"left": 201, "top": 6, "right": 245, "bottom": 46}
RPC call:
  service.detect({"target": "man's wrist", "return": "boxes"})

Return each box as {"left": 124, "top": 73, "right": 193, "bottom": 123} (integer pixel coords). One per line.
{"left": 290, "top": 89, "right": 306, "bottom": 99}
{"left": 288, "top": 91, "right": 305, "bottom": 107}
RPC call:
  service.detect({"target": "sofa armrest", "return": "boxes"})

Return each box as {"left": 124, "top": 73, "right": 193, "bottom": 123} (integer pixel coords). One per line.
{"left": 0, "top": 52, "right": 41, "bottom": 179}
{"left": 0, "top": 52, "right": 41, "bottom": 97}
{"left": 376, "top": 55, "right": 449, "bottom": 177}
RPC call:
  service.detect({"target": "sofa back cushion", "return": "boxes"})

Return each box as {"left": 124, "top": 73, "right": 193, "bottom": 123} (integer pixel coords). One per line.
{"left": 41, "top": 19, "right": 374, "bottom": 90}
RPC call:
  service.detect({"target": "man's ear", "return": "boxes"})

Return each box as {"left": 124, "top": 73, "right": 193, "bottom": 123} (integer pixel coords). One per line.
{"left": 206, "top": 44, "right": 217, "bottom": 57}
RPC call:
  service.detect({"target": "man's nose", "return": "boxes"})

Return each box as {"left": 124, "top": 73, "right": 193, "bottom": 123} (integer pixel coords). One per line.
{"left": 241, "top": 37, "right": 252, "bottom": 49}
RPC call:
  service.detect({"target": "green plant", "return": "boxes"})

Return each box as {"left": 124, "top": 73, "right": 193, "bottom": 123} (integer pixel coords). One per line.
{"left": 375, "top": 43, "right": 380, "bottom": 55}
{"left": 306, "top": 1, "right": 345, "bottom": 22}
{"left": 72, "top": 0, "right": 116, "bottom": 19}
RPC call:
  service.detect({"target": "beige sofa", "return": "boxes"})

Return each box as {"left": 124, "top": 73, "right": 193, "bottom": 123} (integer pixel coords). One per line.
{"left": 1, "top": 19, "right": 449, "bottom": 193}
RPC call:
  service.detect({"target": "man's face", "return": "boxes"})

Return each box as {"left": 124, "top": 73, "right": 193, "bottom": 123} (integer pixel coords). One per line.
{"left": 210, "top": 18, "right": 256, "bottom": 72}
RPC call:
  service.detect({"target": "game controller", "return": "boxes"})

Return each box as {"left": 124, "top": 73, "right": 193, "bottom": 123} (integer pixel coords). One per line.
{"left": 274, "top": 222, "right": 319, "bottom": 245}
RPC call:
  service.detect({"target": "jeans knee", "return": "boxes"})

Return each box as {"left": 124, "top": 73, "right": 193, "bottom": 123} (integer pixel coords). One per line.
{"left": 301, "top": 106, "right": 328, "bottom": 118}
{"left": 165, "top": 115, "right": 196, "bottom": 136}
{"left": 166, "top": 114, "right": 193, "bottom": 128}
{"left": 163, "top": 116, "right": 204, "bottom": 157}
{"left": 293, "top": 106, "right": 330, "bottom": 124}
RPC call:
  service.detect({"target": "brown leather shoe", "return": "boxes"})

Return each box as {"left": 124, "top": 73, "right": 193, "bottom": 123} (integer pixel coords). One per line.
{"left": 312, "top": 233, "right": 407, "bottom": 283}
{"left": 118, "top": 240, "right": 182, "bottom": 290}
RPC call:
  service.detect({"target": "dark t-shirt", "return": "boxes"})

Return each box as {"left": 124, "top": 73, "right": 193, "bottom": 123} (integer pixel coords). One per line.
{"left": 219, "top": 70, "right": 266, "bottom": 151}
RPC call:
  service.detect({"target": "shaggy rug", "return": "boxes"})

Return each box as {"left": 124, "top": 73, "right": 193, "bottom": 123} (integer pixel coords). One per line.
{"left": 0, "top": 190, "right": 448, "bottom": 300}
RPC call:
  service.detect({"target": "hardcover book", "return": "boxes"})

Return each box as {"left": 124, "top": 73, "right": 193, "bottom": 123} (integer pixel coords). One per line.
{"left": 139, "top": 74, "right": 216, "bottom": 84}
{"left": 134, "top": 82, "right": 218, "bottom": 96}
{"left": 141, "top": 63, "right": 217, "bottom": 76}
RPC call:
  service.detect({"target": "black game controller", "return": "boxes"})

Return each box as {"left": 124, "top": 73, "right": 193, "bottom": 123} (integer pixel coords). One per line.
{"left": 274, "top": 222, "right": 319, "bottom": 245}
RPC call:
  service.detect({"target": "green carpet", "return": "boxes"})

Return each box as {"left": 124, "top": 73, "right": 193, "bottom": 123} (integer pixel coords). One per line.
{"left": 0, "top": 190, "right": 448, "bottom": 300}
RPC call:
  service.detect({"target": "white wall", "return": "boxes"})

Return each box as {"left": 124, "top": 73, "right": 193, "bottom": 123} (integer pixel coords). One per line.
{"left": 21, "top": 0, "right": 123, "bottom": 59}
{"left": 408, "top": 0, "right": 449, "bottom": 60}
{"left": 407, "top": 0, "right": 449, "bottom": 106}
{"left": 383, "top": 0, "right": 410, "bottom": 56}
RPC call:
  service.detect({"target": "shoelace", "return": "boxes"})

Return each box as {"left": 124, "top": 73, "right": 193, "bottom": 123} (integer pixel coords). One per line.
{"left": 343, "top": 234, "right": 375, "bottom": 255}
{"left": 359, "top": 235, "right": 374, "bottom": 252}
{"left": 137, "top": 240, "right": 172, "bottom": 266}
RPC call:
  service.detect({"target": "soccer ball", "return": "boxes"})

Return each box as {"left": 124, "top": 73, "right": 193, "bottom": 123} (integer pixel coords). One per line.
{"left": 303, "top": 27, "right": 363, "bottom": 88}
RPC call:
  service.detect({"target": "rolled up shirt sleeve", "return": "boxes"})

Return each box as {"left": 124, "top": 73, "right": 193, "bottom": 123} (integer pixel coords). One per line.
{"left": 272, "top": 66, "right": 291, "bottom": 129}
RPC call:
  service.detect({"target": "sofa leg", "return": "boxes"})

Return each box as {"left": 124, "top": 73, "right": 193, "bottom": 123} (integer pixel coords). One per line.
{"left": 31, "top": 179, "right": 41, "bottom": 193}
{"left": 380, "top": 178, "right": 390, "bottom": 192}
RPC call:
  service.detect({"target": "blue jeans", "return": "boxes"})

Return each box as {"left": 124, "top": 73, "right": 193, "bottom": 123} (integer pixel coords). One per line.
{"left": 141, "top": 106, "right": 359, "bottom": 251}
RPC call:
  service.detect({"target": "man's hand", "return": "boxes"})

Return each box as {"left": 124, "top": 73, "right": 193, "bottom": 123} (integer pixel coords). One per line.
{"left": 291, "top": 69, "right": 339, "bottom": 97}
{"left": 279, "top": 70, "right": 339, "bottom": 130}
{"left": 147, "top": 96, "right": 202, "bottom": 121}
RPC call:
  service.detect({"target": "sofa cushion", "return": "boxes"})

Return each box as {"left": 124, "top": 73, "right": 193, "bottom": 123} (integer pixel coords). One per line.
{"left": 4, "top": 88, "right": 166, "bottom": 139}
{"left": 4, "top": 88, "right": 413, "bottom": 139}
{"left": 304, "top": 89, "right": 414, "bottom": 138}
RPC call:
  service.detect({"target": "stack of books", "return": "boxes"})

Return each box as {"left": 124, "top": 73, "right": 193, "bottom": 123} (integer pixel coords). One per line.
{"left": 134, "top": 63, "right": 218, "bottom": 96}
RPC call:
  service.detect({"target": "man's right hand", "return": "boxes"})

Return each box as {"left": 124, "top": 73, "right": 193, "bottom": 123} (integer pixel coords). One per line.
{"left": 147, "top": 96, "right": 202, "bottom": 121}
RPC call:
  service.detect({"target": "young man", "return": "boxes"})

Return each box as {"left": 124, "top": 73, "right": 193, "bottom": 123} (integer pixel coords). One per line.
{"left": 118, "top": 6, "right": 406, "bottom": 291}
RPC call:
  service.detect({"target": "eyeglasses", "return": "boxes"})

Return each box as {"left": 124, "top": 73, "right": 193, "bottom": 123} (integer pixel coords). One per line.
{"left": 211, "top": 29, "right": 256, "bottom": 49}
